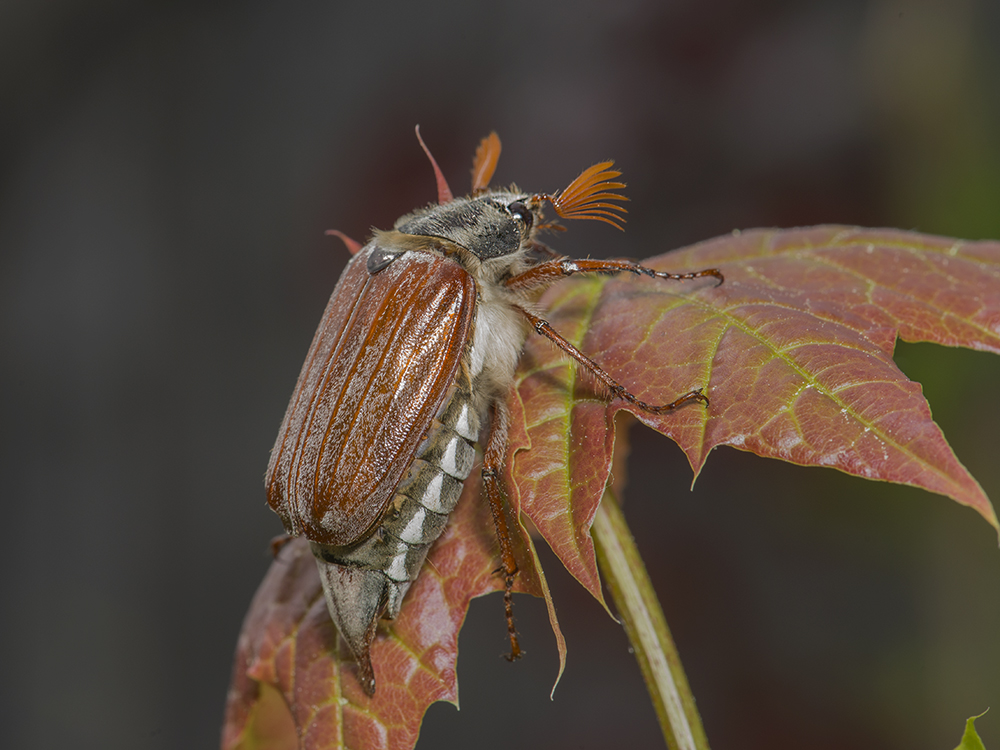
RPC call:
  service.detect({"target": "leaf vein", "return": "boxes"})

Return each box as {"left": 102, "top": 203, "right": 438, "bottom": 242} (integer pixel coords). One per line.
{"left": 683, "top": 295, "right": 965, "bottom": 491}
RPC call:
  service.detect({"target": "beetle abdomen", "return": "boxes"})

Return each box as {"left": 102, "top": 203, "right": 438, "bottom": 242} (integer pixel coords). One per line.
{"left": 312, "top": 366, "right": 479, "bottom": 593}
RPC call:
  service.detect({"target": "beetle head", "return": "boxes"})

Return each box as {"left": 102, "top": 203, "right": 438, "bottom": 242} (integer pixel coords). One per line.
{"left": 395, "top": 131, "right": 629, "bottom": 261}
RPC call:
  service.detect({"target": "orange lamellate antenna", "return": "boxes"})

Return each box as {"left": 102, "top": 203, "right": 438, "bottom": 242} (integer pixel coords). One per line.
{"left": 415, "top": 125, "right": 454, "bottom": 204}
{"left": 471, "top": 132, "right": 501, "bottom": 194}
{"left": 536, "top": 161, "right": 629, "bottom": 230}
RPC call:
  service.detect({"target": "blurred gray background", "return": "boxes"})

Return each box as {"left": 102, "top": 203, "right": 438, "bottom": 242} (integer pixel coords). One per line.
{"left": 2, "top": 1, "right": 999, "bottom": 748}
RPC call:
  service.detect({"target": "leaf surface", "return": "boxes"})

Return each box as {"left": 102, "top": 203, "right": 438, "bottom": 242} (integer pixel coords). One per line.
{"left": 511, "top": 226, "right": 999, "bottom": 601}
{"left": 222, "top": 475, "right": 555, "bottom": 750}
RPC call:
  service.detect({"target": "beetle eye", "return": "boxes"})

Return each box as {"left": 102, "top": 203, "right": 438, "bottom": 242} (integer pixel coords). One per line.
{"left": 508, "top": 201, "right": 533, "bottom": 230}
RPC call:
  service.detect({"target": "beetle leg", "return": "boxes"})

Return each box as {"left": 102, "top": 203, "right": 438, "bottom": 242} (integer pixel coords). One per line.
{"left": 482, "top": 399, "right": 523, "bottom": 661}
{"left": 324, "top": 229, "right": 363, "bottom": 255}
{"left": 505, "top": 258, "right": 723, "bottom": 292}
{"left": 517, "top": 306, "right": 710, "bottom": 413}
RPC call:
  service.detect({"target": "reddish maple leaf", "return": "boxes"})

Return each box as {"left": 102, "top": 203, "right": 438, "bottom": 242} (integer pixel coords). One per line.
{"left": 512, "top": 226, "right": 999, "bottom": 601}
{"left": 223, "top": 225, "right": 998, "bottom": 750}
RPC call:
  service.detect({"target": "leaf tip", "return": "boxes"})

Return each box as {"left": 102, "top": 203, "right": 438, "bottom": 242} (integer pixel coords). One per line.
{"left": 549, "top": 657, "right": 566, "bottom": 701}
{"left": 953, "top": 709, "right": 989, "bottom": 750}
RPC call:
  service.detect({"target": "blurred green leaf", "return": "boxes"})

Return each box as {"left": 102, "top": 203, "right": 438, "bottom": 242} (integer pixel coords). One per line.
{"left": 953, "top": 711, "right": 989, "bottom": 750}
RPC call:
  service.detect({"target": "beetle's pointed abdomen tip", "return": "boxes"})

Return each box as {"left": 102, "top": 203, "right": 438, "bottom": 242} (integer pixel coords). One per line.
{"left": 357, "top": 655, "right": 377, "bottom": 697}
{"left": 312, "top": 552, "right": 393, "bottom": 695}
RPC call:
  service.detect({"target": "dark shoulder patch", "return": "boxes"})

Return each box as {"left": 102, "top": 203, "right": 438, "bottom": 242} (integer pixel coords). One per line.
{"left": 367, "top": 244, "right": 402, "bottom": 274}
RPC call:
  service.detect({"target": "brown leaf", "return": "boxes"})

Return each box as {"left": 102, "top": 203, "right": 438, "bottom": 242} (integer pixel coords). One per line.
{"left": 511, "top": 226, "right": 999, "bottom": 604}
{"left": 222, "top": 474, "right": 557, "bottom": 750}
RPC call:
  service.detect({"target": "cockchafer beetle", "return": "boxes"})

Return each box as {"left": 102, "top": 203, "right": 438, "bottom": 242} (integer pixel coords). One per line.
{"left": 265, "top": 128, "right": 723, "bottom": 695}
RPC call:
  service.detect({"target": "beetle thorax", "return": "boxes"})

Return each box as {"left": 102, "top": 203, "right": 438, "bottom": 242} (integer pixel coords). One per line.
{"left": 465, "top": 261, "right": 532, "bottom": 415}
{"left": 395, "top": 189, "right": 539, "bottom": 262}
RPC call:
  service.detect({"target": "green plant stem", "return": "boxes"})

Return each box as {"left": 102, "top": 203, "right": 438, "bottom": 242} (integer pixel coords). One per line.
{"left": 592, "top": 488, "right": 710, "bottom": 750}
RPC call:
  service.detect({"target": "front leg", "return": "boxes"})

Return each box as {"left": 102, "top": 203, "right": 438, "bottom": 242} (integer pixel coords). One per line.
{"left": 506, "top": 258, "right": 723, "bottom": 292}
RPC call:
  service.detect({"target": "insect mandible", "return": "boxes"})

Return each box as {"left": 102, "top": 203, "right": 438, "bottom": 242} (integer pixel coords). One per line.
{"left": 265, "top": 128, "right": 723, "bottom": 695}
